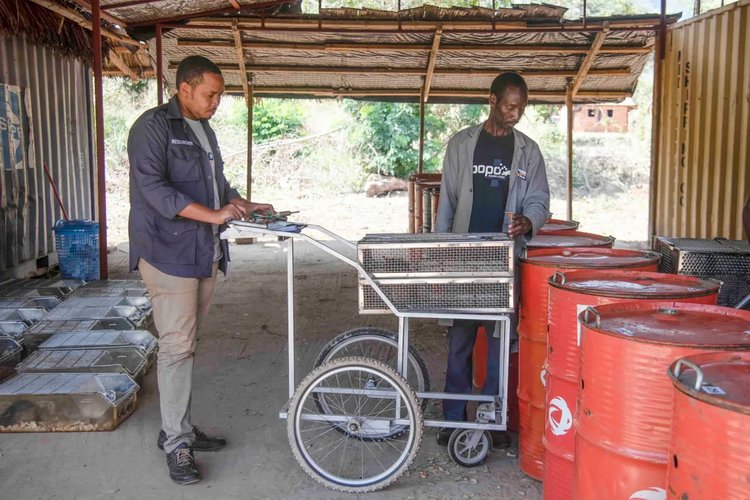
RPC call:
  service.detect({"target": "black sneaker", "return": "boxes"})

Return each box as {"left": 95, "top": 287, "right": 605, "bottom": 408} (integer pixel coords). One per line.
{"left": 436, "top": 427, "right": 453, "bottom": 446}
{"left": 166, "top": 443, "right": 200, "bottom": 485}
{"left": 158, "top": 426, "right": 227, "bottom": 452}
{"left": 490, "top": 430, "right": 511, "bottom": 448}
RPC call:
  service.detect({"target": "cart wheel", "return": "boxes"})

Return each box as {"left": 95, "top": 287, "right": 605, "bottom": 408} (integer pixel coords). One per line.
{"left": 314, "top": 328, "right": 430, "bottom": 440}
{"left": 447, "top": 429, "right": 492, "bottom": 467}
{"left": 287, "top": 356, "right": 423, "bottom": 493}
{"left": 314, "top": 327, "right": 431, "bottom": 397}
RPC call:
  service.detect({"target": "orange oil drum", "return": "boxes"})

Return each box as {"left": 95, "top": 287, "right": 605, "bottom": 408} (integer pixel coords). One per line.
{"left": 575, "top": 302, "right": 750, "bottom": 500}
{"left": 471, "top": 326, "right": 519, "bottom": 431}
{"left": 526, "top": 230, "right": 614, "bottom": 250}
{"left": 667, "top": 352, "right": 750, "bottom": 500}
{"left": 542, "top": 271, "right": 719, "bottom": 500}
{"left": 516, "top": 248, "right": 660, "bottom": 480}
{"left": 538, "top": 219, "right": 580, "bottom": 234}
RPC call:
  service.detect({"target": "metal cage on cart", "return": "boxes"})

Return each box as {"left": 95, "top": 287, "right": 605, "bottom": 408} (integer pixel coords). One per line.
{"left": 221, "top": 220, "right": 515, "bottom": 493}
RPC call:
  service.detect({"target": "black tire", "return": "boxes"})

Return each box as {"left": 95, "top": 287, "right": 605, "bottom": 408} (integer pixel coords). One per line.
{"left": 447, "top": 428, "right": 492, "bottom": 467}
{"left": 314, "top": 327, "right": 431, "bottom": 397}
{"left": 287, "top": 356, "right": 423, "bottom": 493}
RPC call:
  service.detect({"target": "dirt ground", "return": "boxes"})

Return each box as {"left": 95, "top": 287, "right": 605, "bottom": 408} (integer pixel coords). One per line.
{"left": 0, "top": 237, "right": 543, "bottom": 500}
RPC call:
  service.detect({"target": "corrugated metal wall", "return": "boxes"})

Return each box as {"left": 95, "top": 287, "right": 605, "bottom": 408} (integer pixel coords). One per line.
{"left": 653, "top": 0, "right": 750, "bottom": 239}
{"left": 0, "top": 33, "right": 94, "bottom": 275}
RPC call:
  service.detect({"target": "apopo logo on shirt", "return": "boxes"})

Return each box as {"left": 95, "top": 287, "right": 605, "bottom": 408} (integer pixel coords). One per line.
{"left": 473, "top": 160, "right": 510, "bottom": 179}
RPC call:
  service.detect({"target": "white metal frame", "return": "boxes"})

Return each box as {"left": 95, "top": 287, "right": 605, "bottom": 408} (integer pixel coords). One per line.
{"left": 221, "top": 220, "right": 512, "bottom": 432}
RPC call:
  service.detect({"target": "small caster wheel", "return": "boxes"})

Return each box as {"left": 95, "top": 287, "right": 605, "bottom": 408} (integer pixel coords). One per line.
{"left": 447, "top": 428, "right": 492, "bottom": 467}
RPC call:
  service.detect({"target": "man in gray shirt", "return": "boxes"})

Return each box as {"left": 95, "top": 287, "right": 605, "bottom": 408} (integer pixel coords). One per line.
{"left": 128, "top": 56, "right": 274, "bottom": 485}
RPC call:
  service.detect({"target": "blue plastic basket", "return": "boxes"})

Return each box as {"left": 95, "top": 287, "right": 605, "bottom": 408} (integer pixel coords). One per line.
{"left": 53, "top": 220, "right": 100, "bottom": 281}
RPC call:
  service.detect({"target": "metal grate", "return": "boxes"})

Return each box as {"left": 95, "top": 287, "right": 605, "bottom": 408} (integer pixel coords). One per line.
{"left": 358, "top": 233, "right": 513, "bottom": 277}
{"left": 653, "top": 236, "right": 750, "bottom": 306}
{"left": 359, "top": 278, "right": 513, "bottom": 314}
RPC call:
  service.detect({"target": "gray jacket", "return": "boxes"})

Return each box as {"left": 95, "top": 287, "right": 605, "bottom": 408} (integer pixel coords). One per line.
{"left": 435, "top": 124, "right": 550, "bottom": 330}
{"left": 435, "top": 124, "right": 550, "bottom": 249}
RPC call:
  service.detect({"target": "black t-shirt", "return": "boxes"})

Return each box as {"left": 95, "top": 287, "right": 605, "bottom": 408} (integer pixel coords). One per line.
{"left": 468, "top": 129, "right": 514, "bottom": 232}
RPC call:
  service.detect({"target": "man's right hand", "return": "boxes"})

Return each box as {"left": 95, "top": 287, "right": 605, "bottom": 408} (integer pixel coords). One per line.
{"left": 214, "top": 203, "right": 246, "bottom": 224}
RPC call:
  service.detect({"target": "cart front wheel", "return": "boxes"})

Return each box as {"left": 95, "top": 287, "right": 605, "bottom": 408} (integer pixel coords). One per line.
{"left": 447, "top": 429, "right": 492, "bottom": 467}
{"left": 287, "top": 356, "right": 423, "bottom": 493}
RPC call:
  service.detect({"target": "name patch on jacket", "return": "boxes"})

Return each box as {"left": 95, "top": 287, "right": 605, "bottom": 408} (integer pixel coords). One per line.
{"left": 517, "top": 168, "right": 528, "bottom": 180}
{"left": 171, "top": 139, "right": 195, "bottom": 146}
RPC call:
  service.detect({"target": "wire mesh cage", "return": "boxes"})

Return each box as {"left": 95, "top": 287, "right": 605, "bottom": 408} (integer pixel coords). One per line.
{"left": 653, "top": 236, "right": 750, "bottom": 306}
{"left": 358, "top": 233, "right": 514, "bottom": 278}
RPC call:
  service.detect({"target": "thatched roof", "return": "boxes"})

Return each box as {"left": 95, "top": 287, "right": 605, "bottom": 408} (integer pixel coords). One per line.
{"left": 2, "top": 1, "right": 681, "bottom": 103}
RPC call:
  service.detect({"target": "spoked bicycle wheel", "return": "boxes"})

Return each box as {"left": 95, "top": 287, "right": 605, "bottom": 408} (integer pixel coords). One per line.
{"left": 287, "top": 356, "right": 423, "bottom": 493}
{"left": 314, "top": 327, "right": 431, "bottom": 397}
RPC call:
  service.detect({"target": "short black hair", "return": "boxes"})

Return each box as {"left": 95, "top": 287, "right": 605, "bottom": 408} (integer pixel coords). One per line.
{"left": 176, "top": 56, "right": 222, "bottom": 88}
{"left": 490, "top": 72, "right": 528, "bottom": 100}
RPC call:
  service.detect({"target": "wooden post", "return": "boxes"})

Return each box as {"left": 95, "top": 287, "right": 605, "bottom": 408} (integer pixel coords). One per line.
{"left": 156, "top": 23, "right": 163, "bottom": 105}
{"left": 92, "top": 0, "right": 108, "bottom": 278}
{"left": 236, "top": 85, "right": 256, "bottom": 245}
{"left": 407, "top": 176, "right": 415, "bottom": 233}
{"left": 566, "top": 81, "right": 574, "bottom": 221}
{"left": 418, "top": 89, "right": 425, "bottom": 174}
{"left": 415, "top": 181, "right": 424, "bottom": 233}
{"left": 649, "top": 0, "right": 668, "bottom": 239}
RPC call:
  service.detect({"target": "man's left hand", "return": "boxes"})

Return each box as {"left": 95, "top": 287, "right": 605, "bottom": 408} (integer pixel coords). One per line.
{"left": 230, "top": 198, "right": 275, "bottom": 219}
{"left": 507, "top": 214, "right": 532, "bottom": 238}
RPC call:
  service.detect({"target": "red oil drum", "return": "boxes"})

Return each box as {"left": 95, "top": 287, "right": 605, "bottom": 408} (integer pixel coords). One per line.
{"left": 527, "top": 230, "right": 614, "bottom": 250}
{"left": 667, "top": 352, "right": 750, "bottom": 500}
{"left": 575, "top": 302, "right": 750, "bottom": 500}
{"left": 471, "top": 326, "right": 520, "bottom": 431}
{"left": 517, "top": 248, "right": 660, "bottom": 479}
{"left": 542, "top": 271, "right": 719, "bottom": 500}
{"left": 538, "top": 219, "right": 580, "bottom": 234}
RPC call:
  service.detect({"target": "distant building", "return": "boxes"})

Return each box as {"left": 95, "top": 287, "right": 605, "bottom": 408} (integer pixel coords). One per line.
{"left": 573, "top": 100, "right": 637, "bottom": 133}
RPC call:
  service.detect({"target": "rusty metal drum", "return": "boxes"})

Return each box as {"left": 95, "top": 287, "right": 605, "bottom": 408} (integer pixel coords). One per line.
{"left": 543, "top": 271, "right": 719, "bottom": 500}
{"left": 667, "top": 351, "right": 750, "bottom": 500}
{"left": 538, "top": 219, "right": 580, "bottom": 234}
{"left": 527, "top": 230, "right": 615, "bottom": 250}
{"left": 575, "top": 302, "right": 750, "bottom": 500}
{"left": 516, "top": 248, "right": 660, "bottom": 479}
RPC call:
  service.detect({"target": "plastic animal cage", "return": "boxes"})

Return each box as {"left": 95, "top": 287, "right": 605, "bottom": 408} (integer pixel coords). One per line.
{"left": 18, "top": 348, "right": 149, "bottom": 384}
{"left": 654, "top": 237, "right": 750, "bottom": 306}
{"left": 44, "top": 297, "right": 151, "bottom": 328}
{"left": 0, "top": 372, "right": 138, "bottom": 432}
{"left": 23, "top": 318, "right": 135, "bottom": 351}
{"left": 0, "top": 337, "right": 23, "bottom": 382}
{"left": 69, "top": 280, "right": 149, "bottom": 299}
{"left": 53, "top": 220, "right": 100, "bottom": 281}
{"left": 39, "top": 330, "right": 158, "bottom": 367}
{"left": 0, "top": 278, "right": 82, "bottom": 299}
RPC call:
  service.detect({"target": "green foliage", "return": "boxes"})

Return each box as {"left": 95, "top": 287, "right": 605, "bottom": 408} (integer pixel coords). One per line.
{"left": 345, "top": 101, "right": 486, "bottom": 178}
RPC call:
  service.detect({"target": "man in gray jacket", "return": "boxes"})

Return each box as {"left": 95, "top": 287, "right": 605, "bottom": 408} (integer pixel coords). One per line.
{"left": 128, "top": 56, "right": 274, "bottom": 484}
{"left": 434, "top": 72, "right": 550, "bottom": 445}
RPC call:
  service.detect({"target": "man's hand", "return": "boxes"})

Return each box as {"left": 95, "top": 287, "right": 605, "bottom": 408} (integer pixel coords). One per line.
{"left": 507, "top": 213, "right": 532, "bottom": 238}
{"left": 230, "top": 198, "right": 275, "bottom": 219}
{"left": 214, "top": 203, "right": 246, "bottom": 224}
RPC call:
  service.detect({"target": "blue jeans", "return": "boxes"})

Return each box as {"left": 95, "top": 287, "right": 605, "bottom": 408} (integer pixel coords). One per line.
{"left": 442, "top": 320, "right": 501, "bottom": 421}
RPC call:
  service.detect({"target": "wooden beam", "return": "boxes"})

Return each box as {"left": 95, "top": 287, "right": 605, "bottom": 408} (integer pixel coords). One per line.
{"left": 176, "top": 39, "right": 652, "bottom": 55}
{"left": 571, "top": 30, "right": 607, "bottom": 98}
{"left": 418, "top": 88, "right": 425, "bottom": 173}
{"left": 178, "top": 16, "right": 668, "bottom": 32}
{"left": 69, "top": 0, "right": 127, "bottom": 27}
{"left": 108, "top": 50, "right": 138, "bottom": 81}
{"left": 27, "top": 0, "right": 140, "bottom": 47}
{"left": 232, "top": 20, "right": 251, "bottom": 107}
{"left": 422, "top": 27, "right": 443, "bottom": 103}
{"left": 223, "top": 85, "right": 630, "bottom": 100}
{"left": 156, "top": 23, "right": 164, "bottom": 105}
{"left": 169, "top": 62, "right": 631, "bottom": 78}
{"left": 229, "top": 0, "right": 241, "bottom": 9}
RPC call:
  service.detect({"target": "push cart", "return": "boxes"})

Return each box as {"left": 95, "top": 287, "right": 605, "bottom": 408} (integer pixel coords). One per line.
{"left": 221, "top": 220, "right": 515, "bottom": 493}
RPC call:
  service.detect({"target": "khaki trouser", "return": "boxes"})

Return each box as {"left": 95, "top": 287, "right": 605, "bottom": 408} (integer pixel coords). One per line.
{"left": 138, "top": 259, "right": 219, "bottom": 454}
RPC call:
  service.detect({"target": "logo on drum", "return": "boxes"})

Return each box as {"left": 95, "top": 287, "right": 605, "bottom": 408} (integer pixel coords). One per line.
{"left": 629, "top": 487, "right": 666, "bottom": 500}
{"left": 548, "top": 396, "right": 572, "bottom": 436}
{"left": 540, "top": 368, "right": 547, "bottom": 387}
